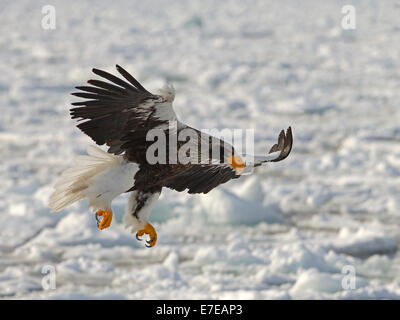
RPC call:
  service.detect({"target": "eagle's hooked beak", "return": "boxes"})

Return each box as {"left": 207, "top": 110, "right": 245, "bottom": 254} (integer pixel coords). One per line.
{"left": 227, "top": 155, "right": 245, "bottom": 175}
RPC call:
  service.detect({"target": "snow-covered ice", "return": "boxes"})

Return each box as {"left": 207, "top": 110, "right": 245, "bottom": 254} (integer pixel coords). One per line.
{"left": 1, "top": 0, "right": 400, "bottom": 299}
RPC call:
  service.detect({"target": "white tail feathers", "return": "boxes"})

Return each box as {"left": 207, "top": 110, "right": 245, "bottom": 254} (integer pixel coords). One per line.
{"left": 49, "top": 145, "right": 121, "bottom": 212}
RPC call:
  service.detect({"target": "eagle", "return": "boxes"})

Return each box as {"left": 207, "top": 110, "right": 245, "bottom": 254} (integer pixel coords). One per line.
{"left": 49, "top": 65, "right": 293, "bottom": 247}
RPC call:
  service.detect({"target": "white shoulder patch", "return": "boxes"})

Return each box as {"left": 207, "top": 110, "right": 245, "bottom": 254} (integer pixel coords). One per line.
{"left": 156, "top": 83, "right": 175, "bottom": 103}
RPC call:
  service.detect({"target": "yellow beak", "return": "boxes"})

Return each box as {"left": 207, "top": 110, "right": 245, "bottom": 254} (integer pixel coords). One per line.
{"left": 227, "top": 155, "right": 245, "bottom": 175}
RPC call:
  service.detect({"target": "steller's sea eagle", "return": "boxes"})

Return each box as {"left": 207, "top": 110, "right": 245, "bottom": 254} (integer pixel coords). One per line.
{"left": 49, "top": 65, "right": 293, "bottom": 247}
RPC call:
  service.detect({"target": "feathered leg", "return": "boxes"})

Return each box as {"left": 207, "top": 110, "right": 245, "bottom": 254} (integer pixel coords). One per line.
{"left": 123, "top": 189, "right": 161, "bottom": 247}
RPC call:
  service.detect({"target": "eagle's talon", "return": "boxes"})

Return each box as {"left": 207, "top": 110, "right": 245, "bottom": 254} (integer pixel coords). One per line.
{"left": 136, "top": 223, "right": 157, "bottom": 248}
{"left": 96, "top": 209, "right": 113, "bottom": 230}
{"left": 146, "top": 236, "right": 156, "bottom": 244}
{"left": 136, "top": 233, "right": 142, "bottom": 241}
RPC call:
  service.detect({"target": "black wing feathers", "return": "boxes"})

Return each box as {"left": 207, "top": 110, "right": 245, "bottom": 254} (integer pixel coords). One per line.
{"left": 116, "top": 64, "right": 150, "bottom": 93}
{"left": 268, "top": 126, "right": 293, "bottom": 162}
{"left": 86, "top": 79, "right": 127, "bottom": 95}
{"left": 74, "top": 85, "right": 119, "bottom": 96}
{"left": 69, "top": 65, "right": 158, "bottom": 156}
{"left": 92, "top": 68, "right": 140, "bottom": 93}
{"left": 132, "top": 163, "right": 237, "bottom": 195}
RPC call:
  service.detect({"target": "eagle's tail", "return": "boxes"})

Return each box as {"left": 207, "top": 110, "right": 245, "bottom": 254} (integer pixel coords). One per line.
{"left": 49, "top": 145, "right": 120, "bottom": 212}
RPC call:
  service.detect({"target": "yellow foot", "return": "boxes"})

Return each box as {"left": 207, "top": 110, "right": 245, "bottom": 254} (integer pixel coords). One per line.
{"left": 136, "top": 223, "right": 157, "bottom": 248}
{"left": 96, "top": 209, "right": 113, "bottom": 230}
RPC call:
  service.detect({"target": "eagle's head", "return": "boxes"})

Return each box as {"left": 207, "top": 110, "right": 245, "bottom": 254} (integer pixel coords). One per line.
{"left": 157, "top": 83, "right": 175, "bottom": 103}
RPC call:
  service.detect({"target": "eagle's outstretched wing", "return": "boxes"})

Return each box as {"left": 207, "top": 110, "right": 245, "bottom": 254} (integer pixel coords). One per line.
{"left": 132, "top": 127, "right": 293, "bottom": 194}
{"left": 70, "top": 65, "right": 176, "bottom": 162}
